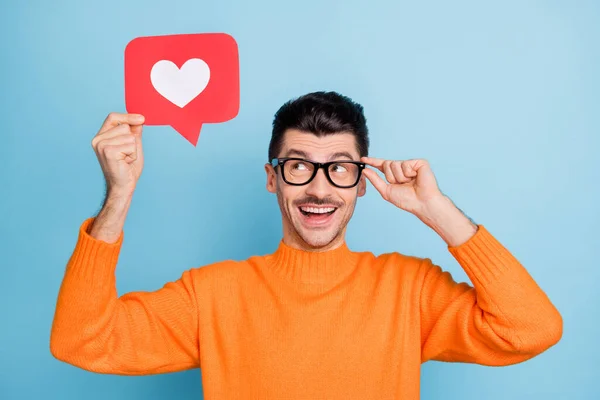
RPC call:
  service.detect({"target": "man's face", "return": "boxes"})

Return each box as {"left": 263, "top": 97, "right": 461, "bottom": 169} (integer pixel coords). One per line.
{"left": 265, "top": 129, "right": 367, "bottom": 251}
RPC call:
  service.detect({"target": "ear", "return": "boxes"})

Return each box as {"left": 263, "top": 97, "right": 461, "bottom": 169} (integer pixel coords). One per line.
{"left": 357, "top": 174, "right": 366, "bottom": 197}
{"left": 265, "top": 163, "right": 277, "bottom": 193}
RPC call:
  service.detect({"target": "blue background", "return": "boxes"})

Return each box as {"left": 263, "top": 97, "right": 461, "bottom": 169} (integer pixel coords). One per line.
{"left": 1, "top": 0, "right": 598, "bottom": 399}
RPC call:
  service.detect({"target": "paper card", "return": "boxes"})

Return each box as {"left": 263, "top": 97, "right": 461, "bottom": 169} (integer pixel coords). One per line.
{"left": 125, "top": 33, "right": 240, "bottom": 146}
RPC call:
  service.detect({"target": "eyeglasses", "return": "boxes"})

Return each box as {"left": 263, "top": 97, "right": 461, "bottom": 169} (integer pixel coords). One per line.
{"left": 270, "top": 157, "right": 366, "bottom": 188}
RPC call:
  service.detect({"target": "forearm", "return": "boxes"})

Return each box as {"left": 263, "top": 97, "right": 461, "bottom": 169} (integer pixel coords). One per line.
{"left": 421, "top": 226, "right": 563, "bottom": 364}
{"left": 50, "top": 218, "right": 122, "bottom": 369}
{"left": 417, "top": 196, "right": 562, "bottom": 359}
{"left": 90, "top": 190, "right": 133, "bottom": 243}
{"left": 453, "top": 226, "right": 563, "bottom": 352}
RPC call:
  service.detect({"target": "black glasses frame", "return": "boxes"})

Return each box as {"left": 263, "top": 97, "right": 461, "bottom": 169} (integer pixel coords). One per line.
{"left": 271, "top": 157, "right": 366, "bottom": 188}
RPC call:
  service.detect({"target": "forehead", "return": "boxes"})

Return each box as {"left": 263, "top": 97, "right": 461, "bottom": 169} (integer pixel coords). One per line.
{"left": 280, "top": 129, "right": 359, "bottom": 161}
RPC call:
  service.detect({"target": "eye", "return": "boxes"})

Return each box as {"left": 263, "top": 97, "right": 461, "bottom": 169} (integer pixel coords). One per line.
{"left": 291, "top": 161, "right": 309, "bottom": 171}
{"left": 331, "top": 163, "right": 348, "bottom": 173}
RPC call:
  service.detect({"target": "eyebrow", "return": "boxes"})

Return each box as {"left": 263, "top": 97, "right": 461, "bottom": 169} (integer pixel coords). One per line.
{"left": 283, "top": 149, "right": 356, "bottom": 161}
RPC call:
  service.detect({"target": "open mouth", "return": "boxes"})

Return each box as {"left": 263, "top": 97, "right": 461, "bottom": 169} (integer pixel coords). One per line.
{"left": 298, "top": 206, "right": 337, "bottom": 226}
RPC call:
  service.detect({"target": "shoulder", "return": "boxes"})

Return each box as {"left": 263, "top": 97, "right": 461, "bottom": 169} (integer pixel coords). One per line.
{"left": 186, "top": 254, "right": 266, "bottom": 287}
{"left": 188, "top": 257, "right": 250, "bottom": 279}
{"left": 356, "top": 248, "right": 424, "bottom": 267}
{"left": 183, "top": 255, "right": 270, "bottom": 307}
{"left": 355, "top": 249, "right": 431, "bottom": 279}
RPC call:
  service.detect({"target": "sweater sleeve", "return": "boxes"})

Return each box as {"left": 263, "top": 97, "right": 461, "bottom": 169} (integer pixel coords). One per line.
{"left": 50, "top": 218, "right": 200, "bottom": 375}
{"left": 419, "top": 225, "right": 563, "bottom": 365}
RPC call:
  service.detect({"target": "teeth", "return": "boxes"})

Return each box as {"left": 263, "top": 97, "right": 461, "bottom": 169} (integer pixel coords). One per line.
{"left": 300, "top": 206, "right": 335, "bottom": 214}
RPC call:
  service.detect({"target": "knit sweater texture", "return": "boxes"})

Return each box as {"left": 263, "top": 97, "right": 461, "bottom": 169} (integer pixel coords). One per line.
{"left": 50, "top": 217, "right": 562, "bottom": 399}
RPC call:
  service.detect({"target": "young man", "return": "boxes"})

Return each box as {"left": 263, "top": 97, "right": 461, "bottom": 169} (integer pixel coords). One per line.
{"left": 50, "top": 91, "right": 562, "bottom": 399}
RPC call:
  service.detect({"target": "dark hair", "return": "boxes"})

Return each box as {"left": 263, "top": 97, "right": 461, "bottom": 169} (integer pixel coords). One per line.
{"left": 268, "top": 91, "right": 369, "bottom": 162}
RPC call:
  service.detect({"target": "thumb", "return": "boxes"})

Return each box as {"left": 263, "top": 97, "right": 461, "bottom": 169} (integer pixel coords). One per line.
{"left": 363, "top": 168, "right": 389, "bottom": 200}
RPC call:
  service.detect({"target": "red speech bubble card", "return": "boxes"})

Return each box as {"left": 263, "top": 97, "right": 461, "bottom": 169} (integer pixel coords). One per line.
{"left": 125, "top": 33, "right": 240, "bottom": 146}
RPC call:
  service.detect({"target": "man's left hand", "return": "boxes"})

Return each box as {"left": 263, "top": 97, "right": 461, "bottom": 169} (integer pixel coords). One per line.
{"left": 360, "top": 157, "right": 444, "bottom": 216}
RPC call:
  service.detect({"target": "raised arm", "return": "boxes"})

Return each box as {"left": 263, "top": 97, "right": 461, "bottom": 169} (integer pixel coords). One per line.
{"left": 50, "top": 112, "right": 200, "bottom": 374}
{"left": 359, "top": 156, "right": 563, "bottom": 365}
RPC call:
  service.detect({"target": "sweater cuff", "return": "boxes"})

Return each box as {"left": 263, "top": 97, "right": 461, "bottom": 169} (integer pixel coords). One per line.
{"left": 447, "top": 225, "right": 513, "bottom": 287}
{"left": 67, "top": 217, "right": 124, "bottom": 278}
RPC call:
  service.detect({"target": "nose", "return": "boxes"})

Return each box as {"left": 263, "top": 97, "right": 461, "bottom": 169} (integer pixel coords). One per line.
{"left": 304, "top": 167, "right": 333, "bottom": 198}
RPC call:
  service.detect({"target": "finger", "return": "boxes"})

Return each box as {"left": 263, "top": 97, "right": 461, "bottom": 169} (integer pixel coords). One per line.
{"left": 103, "top": 143, "right": 137, "bottom": 163}
{"left": 401, "top": 160, "right": 419, "bottom": 178}
{"left": 383, "top": 160, "right": 397, "bottom": 184}
{"left": 99, "top": 112, "right": 145, "bottom": 133}
{"left": 95, "top": 133, "right": 136, "bottom": 154}
{"left": 360, "top": 156, "right": 386, "bottom": 172}
{"left": 130, "top": 124, "right": 143, "bottom": 136}
{"left": 363, "top": 168, "right": 389, "bottom": 200}
{"left": 92, "top": 124, "right": 132, "bottom": 148}
{"left": 391, "top": 161, "right": 411, "bottom": 183}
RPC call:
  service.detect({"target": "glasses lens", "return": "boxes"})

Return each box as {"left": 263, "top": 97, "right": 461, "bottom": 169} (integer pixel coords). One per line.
{"left": 283, "top": 159, "right": 315, "bottom": 184}
{"left": 282, "top": 160, "right": 360, "bottom": 187}
{"left": 328, "top": 162, "right": 360, "bottom": 187}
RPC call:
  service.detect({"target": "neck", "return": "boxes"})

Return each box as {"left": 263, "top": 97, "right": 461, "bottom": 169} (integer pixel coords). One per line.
{"left": 266, "top": 237, "right": 358, "bottom": 285}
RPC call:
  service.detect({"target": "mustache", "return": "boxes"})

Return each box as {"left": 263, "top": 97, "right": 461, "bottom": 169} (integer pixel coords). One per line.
{"left": 294, "top": 197, "right": 343, "bottom": 208}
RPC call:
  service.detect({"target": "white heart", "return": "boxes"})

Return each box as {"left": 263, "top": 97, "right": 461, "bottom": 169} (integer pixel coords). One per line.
{"left": 150, "top": 58, "right": 210, "bottom": 108}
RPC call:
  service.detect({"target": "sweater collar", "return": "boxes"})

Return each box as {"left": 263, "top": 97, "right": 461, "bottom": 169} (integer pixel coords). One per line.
{"left": 266, "top": 239, "right": 359, "bottom": 285}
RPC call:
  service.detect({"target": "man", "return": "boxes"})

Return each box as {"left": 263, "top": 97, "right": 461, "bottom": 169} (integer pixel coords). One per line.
{"left": 50, "top": 91, "right": 562, "bottom": 399}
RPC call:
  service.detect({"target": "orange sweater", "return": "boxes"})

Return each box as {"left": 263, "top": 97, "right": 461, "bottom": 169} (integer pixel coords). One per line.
{"left": 50, "top": 218, "right": 562, "bottom": 399}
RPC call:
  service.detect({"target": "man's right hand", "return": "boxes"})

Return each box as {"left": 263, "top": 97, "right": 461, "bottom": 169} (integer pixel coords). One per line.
{"left": 92, "top": 112, "right": 146, "bottom": 197}
{"left": 88, "top": 112, "right": 145, "bottom": 243}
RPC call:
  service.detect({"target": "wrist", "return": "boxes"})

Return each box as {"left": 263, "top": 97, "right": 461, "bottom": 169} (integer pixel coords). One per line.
{"left": 416, "top": 195, "right": 453, "bottom": 221}
{"left": 107, "top": 185, "right": 135, "bottom": 201}
{"left": 417, "top": 196, "right": 478, "bottom": 247}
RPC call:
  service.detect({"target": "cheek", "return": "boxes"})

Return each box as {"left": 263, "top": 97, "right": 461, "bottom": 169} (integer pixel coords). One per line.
{"left": 277, "top": 185, "right": 301, "bottom": 208}
{"left": 340, "top": 191, "right": 357, "bottom": 209}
